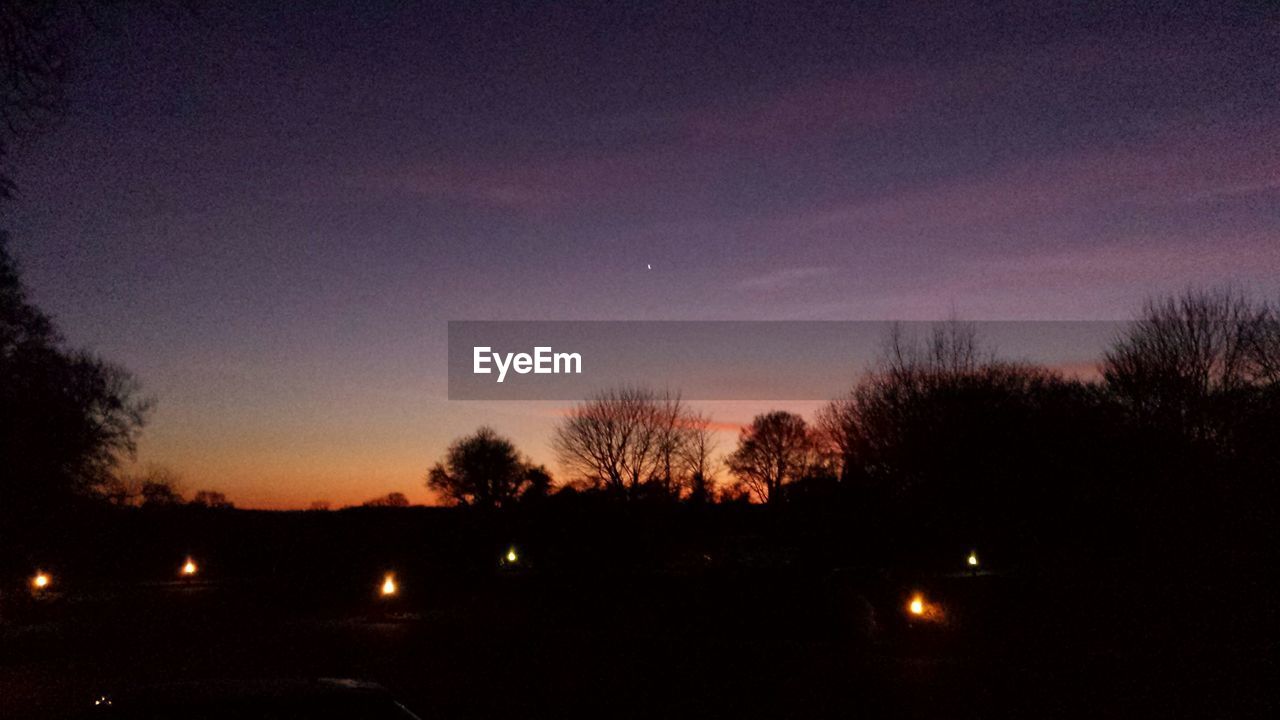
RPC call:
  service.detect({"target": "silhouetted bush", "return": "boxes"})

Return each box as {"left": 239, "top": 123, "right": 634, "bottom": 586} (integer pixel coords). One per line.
{"left": 427, "top": 427, "right": 550, "bottom": 508}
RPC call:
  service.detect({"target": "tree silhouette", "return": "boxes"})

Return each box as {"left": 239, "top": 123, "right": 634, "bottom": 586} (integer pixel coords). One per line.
{"left": 0, "top": 0, "right": 68, "bottom": 198}
{"left": 1247, "top": 296, "right": 1280, "bottom": 383}
{"left": 1102, "top": 288, "right": 1280, "bottom": 544}
{"left": 1, "top": 233, "right": 150, "bottom": 522}
{"left": 135, "top": 466, "right": 184, "bottom": 507}
{"left": 819, "top": 321, "right": 1121, "bottom": 551}
{"left": 427, "top": 427, "right": 543, "bottom": 508}
{"left": 363, "top": 492, "right": 410, "bottom": 508}
{"left": 0, "top": 1, "right": 165, "bottom": 198}
{"left": 190, "top": 490, "right": 234, "bottom": 509}
{"left": 522, "top": 463, "right": 554, "bottom": 503}
{"left": 1103, "top": 288, "right": 1273, "bottom": 440}
{"left": 554, "top": 387, "right": 709, "bottom": 500}
{"left": 678, "top": 412, "right": 719, "bottom": 503}
{"left": 726, "top": 411, "right": 818, "bottom": 504}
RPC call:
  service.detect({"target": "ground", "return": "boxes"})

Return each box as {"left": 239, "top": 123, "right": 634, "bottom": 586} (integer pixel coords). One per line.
{"left": 3, "top": 566, "right": 1267, "bottom": 719}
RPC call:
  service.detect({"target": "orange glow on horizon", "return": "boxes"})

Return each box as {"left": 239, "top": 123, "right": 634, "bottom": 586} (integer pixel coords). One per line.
{"left": 127, "top": 400, "right": 830, "bottom": 509}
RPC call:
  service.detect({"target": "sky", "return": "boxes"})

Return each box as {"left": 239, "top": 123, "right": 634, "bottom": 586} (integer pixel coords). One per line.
{"left": 4, "top": 0, "right": 1278, "bottom": 508}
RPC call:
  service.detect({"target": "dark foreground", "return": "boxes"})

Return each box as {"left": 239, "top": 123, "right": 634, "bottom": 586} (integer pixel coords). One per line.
{"left": 2, "top": 565, "right": 1271, "bottom": 720}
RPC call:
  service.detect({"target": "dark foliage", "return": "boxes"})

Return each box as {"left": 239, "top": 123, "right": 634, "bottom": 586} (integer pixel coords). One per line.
{"left": 362, "top": 491, "right": 410, "bottom": 508}
{"left": 189, "top": 490, "right": 233, "bottom": 509}
{"left": 427, "top": 427, "right": 546, "bottom": 508}
{"left": 726, "top": 410, "right": 820, "bottom": 504}
{"left": 1101, "top": 289, "right": 1280, "bottom": 565}
{"left": 0, "top": 233, "right": 150, "bottom": 524}
{"left": 0, "top": 1, "right": 165, "bottom": 200}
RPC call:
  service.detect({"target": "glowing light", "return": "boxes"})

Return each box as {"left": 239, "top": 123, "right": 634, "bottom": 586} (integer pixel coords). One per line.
{"left": 905, "top": 592, "right": 945, "bottom": 623}
{"left": 181, "top": 558, "right": 198, "bottom": 576}
{"left": 967, "top": 551, "right": 979, "bottom": 567}
{"left": 908, "top": 595, "right": 924, "bottom": 615}
{"left": 32, "top": 572, "right": 50, "bottom": 590}
{"left": 505, "top": 548, "right": 519, "bottom": 564}
{"left": 380, "top": 573, "right": 397, "bottom": 596}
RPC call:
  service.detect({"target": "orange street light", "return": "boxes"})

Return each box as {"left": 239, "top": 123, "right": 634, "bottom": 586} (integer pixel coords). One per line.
{"left": 908, "top": 594, "right": 924, "bottom": 616}
{"left": 181, "top": 557, "right": 198, "bottom": 576}
{"left": 967, "top": 551, "right": 979, "bottom": 568}
{"left": 380, "top": 573, "right": 397, "bottom": 597}
{"left": 32, "top": 571, "right": 51, "bottom": 590}
{"left": 504, "top": 547, "right": 519, "bottom": 564}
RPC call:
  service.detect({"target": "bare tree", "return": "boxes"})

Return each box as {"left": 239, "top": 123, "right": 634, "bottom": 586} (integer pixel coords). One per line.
{"left": 1, "top": 2, "right": 188, "bottom": 198}
{"left": 678, "top": 412, "right": 719, "bottom": 502}
{"left": 726, "top": 411, "right": 817, "bottom": 504}
{"left": 0, "top": 0, "right": 69, "bottom": 197}
{"left": 818, "top": 320, "right": 991, "bottom": 484}
{"left": 554, "top": 387, "right": 711, "bottom": 500}
{"left": 553, "top": 386, "right": 670, "bottom": 498}
{"left": 1244, "top": 295, "right": 1280, "bottom": 384}
{"left": 883, "top": 320, "right": 987, "bottom": 381}
{"left": 0, "top": 2, "right": 147, "bottom": 197}
{"left": 815, "top": 393, "right": 857, "bottom": 481}
{"left": 1103, "top": 288, "right": 1272, "bottom": 438}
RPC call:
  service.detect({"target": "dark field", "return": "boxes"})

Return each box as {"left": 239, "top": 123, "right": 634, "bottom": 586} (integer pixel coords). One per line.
{"left": 3, "top": 507, "right": 1272, "bottom": 719}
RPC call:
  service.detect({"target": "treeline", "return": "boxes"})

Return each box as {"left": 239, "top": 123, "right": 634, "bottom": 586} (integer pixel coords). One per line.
{"left": 4, "top": 225, "right": 1278, "bottom": 567}
{"left": 425, "top": 289, "right": 1280, "bottom": 565}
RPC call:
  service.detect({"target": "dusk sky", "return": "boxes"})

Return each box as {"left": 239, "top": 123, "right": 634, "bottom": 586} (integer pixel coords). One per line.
{"left": 5, "top": 1, "right": 1278, "bottom": 508}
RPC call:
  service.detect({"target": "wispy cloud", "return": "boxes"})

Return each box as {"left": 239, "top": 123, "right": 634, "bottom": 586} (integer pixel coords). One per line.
{"left": 1184, "top": 178, "right": 1280, "bottom": 203}
{"left": 683, "top": 70, "right": 924, "bottom": 143}
{"left": 738, "top": 266, "right": 838, "bottom": 291}
{"left": 344, "top": 70, "right": 928, "bottom": 213}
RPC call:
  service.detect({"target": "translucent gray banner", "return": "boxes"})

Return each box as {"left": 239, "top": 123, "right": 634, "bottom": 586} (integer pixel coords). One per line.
{"left": 447, "top": 321, "right": 1121, "bottom": 400}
